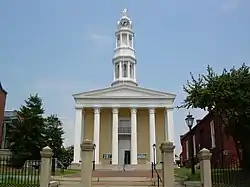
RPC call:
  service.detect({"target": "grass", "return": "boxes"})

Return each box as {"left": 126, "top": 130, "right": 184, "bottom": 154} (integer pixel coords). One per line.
{"left": 54, "top": 168, "right": 80, "bottom": 176}
{"left": 174, "top": 167, "right": 201, "bottom": 181}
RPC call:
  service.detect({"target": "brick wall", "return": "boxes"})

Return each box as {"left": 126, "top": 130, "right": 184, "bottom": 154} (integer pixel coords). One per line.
{"left": 0, "top": 88, "right": 7, "bottom": 148}
{"left": 180, "top": 111, "right": 238, "bottom": 167}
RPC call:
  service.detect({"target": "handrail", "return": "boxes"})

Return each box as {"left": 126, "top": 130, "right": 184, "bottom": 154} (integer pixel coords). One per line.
{"left": 151, "top": 162, "right": 163, "bottom": 187}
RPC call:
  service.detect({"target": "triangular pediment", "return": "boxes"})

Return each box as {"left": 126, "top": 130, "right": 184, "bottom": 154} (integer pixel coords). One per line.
{"left": 73, "top": 84, "right": 176, "bottom": 99}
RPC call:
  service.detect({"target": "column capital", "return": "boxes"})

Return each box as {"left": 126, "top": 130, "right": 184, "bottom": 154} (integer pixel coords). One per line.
{"left": 75, "top": 104, "right": 84, "bottom": 109}
{"left": 131, "top": 108, "right": 137, "bottom": 114}
{"left": 149, "top": 108, "right": 155, "bottom": 114}
{"left": 165, "top": 107, "right": 174, "bottom": 111}
{"left": 94, "top": 108, "right": 101, "bottom": 114}
{"left": 112, "top": 108, "right": 119, "bottom": 114}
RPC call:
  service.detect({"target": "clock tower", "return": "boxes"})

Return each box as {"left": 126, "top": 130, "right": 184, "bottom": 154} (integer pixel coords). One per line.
{"left": 111, "top": 9, "right": 137, "bottom": 86}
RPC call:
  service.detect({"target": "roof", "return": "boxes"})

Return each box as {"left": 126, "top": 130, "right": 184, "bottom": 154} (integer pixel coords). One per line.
{"left": 73, "top": 84, "right": 176, "bottom": 99}
{"left": 0, "top": 82, "right": 7, "bottom": 94}
{"left": 180, "top": 111, "right": 212, "bottom": 141}
{"left": 4, "top": 110, "right": 20, "bottom": 120}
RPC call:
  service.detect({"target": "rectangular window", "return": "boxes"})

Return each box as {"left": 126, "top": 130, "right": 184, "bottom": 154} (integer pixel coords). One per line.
{"left": 117, "top": 35, "right": 121, "bottom": 47}
{"left": 122, "top": 62, "right": 128, "bottom": 77}
{"left": 122, "top": 33, "right": 128, "bottom": 45}
{"left": 193, "top": 135, "right": 196, "bottom": 156}
{"left": 210, "top": 120, "right": 216, "bottom": 148}
{"left": 186, "top": 140, "right": 189, "bottom": 159}
{"left": 129, "top": 34, "right": 132, "bottom": 47}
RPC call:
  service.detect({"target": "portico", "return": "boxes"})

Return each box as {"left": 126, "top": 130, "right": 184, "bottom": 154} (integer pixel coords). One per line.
{"left": 71, "top": 9, "right": 176, "bottom": 169}
{"left": 72, "top": 85, "right": 175, "bottom": 166}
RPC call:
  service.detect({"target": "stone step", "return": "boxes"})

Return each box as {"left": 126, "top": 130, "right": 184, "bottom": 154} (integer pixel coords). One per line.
{"left": 58, "top": 180, "right": 182, "bottom": 187}
{"left": 58, "top": 180, "right": 159, "bottom": 187}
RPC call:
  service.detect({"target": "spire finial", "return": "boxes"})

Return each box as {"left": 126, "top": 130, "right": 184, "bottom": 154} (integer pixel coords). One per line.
{"left": 122, "top": 8, "right": 128, "bottom": 16}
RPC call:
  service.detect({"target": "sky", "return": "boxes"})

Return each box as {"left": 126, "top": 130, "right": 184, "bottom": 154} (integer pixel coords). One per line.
{"left": 1, "top": 0, "right": 250, "bottom": 154}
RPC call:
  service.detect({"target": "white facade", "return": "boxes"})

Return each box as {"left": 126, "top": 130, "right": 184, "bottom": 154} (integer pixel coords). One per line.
{"left": 72, "top": 9, "right": 176, "bottom": 166}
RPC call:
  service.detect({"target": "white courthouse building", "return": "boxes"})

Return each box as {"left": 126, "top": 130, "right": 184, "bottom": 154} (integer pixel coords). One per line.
{"left": 72, "top": 9, "right": 176, "bottom": 169}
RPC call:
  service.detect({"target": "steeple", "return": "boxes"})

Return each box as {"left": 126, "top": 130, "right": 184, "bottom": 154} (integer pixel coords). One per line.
{"left": 111, "top": 9, "right": 137, "bottom": 86}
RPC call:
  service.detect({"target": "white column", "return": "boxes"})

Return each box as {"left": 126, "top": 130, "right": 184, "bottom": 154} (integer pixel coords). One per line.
{"left": 119, "top": 61, "right": 122, "bottom": 79}
{"left": 149, "top": 108, "right": 156, "bottom": 163}
{"left": 164, "top": 109, "right": 169, "bottom": 141}
{"left": 93, "top": 108, "right": 101, "bottom": 165}
{"left": 73, "top": 107, "right": 83, "bottom": 163}
{"left": 167, "top": 108, "right": 174, "bottom": 143}
{"left": 112, "top": 108, "right": 119, "bottom": 165}
{"left": 134, "top": 65, "right": 136, "bottom": 82}
{"left": 131, "top": 108, "right": 138, "bottom": 165}
{"left": 128, "top": 61, "right": 131, "bottom": 79}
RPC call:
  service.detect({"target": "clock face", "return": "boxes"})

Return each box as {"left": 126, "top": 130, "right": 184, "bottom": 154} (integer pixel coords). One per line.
{"left": 120, "top": 19, "right": 129, "bottom": 26}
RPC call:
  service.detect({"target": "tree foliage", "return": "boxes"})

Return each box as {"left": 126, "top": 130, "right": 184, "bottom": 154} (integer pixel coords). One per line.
{"left": 180, "top": 63, "right": 250, "bottom": 170}
{"left": 59, "top": 145, "right": 74, "bottom": 168}
{"left": 44, "top": 114, "right": 64, "bottom": 158}
{"left": 8, "top": 94, "right": 46, "bottom": 167}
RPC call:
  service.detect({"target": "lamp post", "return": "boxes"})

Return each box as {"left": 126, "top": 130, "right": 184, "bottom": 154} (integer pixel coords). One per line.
{"left": 93, "top": 144, "right": 96, "bottom": 170}
{"left": 185, "top": 112, "right": 195, "bottom": 175}
{"left": 153, "top": 143, "right": 156, "bottom": 169}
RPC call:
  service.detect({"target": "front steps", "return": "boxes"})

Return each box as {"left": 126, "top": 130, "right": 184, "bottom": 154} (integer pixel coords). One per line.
{"left": 70, "top": 163, "right": 162, "bottom": 171}
{"left": 56, "top": 177, "right": 183, "bottom": 187}
{"left": 54, "top": 177, "right": 158, "bottom": 186}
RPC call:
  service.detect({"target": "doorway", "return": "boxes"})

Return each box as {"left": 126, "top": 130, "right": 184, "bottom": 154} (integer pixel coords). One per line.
{"left": 124, "top": 150, "right": 131, "bottom": 165}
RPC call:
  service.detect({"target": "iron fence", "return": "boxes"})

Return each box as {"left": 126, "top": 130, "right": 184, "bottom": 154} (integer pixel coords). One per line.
{"left": 0, "top": 155, "right": 40, "bottom": 187}
{"left": 211, "top": 157, "right": 250, "bottom": 187}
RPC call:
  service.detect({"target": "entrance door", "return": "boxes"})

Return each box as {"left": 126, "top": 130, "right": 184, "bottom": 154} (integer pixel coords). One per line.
{"left": 124, "top": 150, "right": 131, "bottom": 165}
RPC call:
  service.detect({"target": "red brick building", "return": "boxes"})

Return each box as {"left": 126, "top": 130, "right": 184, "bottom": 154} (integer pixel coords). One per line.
{"left": 180, "top": 111, "right": 238, "bottom": 168}
{"left": 0, "top": 83, "right": 7, "bottom": 148}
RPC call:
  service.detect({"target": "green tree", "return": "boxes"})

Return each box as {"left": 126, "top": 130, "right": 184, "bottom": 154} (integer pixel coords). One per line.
{"left": 8, "top": 94, "right": 46, "bottom": 167}
{"left": 59, "top": 145, "right": 74, "bottom": 168}
{"left": 44, "top": 114, "right": 64, "bottom": 174}
{"left": 180, "top": 63, "right": 250, "bottom": 170}
{"left": 44, "top": 114, "right": 64, "bottom": 159}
